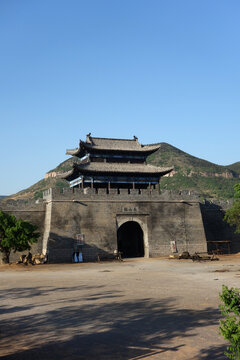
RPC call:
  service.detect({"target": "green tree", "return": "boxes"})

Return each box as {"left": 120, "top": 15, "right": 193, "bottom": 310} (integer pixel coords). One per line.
{"left": 0, "top": 211, "right": 39, "bottom": 264}
{"left": 224, "top": 184, "right": 240, "bottom": 233}
{"left": 219, "top": 285, "right": 240, "bottom": 359}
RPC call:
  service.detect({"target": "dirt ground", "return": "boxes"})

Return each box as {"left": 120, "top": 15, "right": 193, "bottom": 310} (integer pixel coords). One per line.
{"left": 1, "top": 255, "right": 240, "bottom": 360}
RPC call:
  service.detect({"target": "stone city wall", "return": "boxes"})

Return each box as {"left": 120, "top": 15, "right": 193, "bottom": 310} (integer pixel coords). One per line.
{"left": 200, "top": 200, "right": 240, "bottom": 254}
{"left": 1, "top": 188, "right": 240, "bottom": 264}
{"left": 0, "top": 199, "right": 46, "bottom": 263}
{"left": 43, "top": 188, "right": 206, "bottom": 263}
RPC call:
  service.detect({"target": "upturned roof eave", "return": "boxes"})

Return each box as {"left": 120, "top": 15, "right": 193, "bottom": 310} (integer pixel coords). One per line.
{"left": 65, "top": 140, "right": 86, "bottom": 156}
{"left": 58, "top": 168, "right": 76, "bottom": 180}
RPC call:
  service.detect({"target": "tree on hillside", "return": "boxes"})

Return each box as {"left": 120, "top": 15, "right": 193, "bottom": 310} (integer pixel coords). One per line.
{"left": 224, "top": 184, "right": 240, "bottom": 233}
{"left": 0, "top": 211, "right": 39, "bottom": 264}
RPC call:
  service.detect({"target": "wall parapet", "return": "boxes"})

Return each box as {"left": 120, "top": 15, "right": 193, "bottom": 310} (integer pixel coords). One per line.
{"left": 43, "top": 187, "right": 201, "bottom": 202}
{"left": 0, "top": 198, "right": 45, "bottom": 211}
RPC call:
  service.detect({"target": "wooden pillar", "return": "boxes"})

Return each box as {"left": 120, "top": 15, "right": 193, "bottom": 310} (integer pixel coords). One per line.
{"left": 158, "top": 180, "right": 160, "bottom": 194}
{"left": 91, "top": 178, "right": 93, "bottom": 189}
{"left": 108, "top": 182, "right": 111, "bottom": 193}
{"left": 81, "top": 177, "right": 84, "bottom": 189}
{"left": 149, "top": 182, "right": 151, "bottom": 194}
{"left": 133, "top": 182, "right": 135, "bottom": 190}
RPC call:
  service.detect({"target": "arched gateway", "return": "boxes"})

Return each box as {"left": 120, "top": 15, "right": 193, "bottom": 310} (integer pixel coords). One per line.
{"left": 117, "top": 221, "right": 144, "bottom": 258}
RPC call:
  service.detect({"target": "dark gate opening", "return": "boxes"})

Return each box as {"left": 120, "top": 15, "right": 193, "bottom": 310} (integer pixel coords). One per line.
{"left": 117, "top": 221, "right": 144, "bottom": 258}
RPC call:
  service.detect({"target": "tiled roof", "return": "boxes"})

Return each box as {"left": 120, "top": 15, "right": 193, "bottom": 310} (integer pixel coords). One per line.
{"left": 66, "top": 135, "right": 161, "bottom": 155}
{"left": 78, "top": 162, "right": 172, "bottom": 174}
{"left": 62, "top": 162, "right": 173, "bottom": 179}
{"left": 85, "top": 137, "right": 160, "bottom": 151}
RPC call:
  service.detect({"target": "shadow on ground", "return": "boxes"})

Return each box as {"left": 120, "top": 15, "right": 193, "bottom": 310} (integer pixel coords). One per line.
{"left": 0, "top": 286, "right": 225, "bottom": 360}
{"left": 197, "top": 344, "right": 228, "bottom": 359}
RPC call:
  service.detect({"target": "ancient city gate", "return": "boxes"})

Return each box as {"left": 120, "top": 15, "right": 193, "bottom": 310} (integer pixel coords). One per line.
{"left": 116, "top": 216, "right": 149, "bottom": 258}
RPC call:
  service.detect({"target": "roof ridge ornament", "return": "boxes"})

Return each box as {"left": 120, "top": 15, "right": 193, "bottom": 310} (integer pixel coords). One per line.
{"left": 133, "top": 135, "right": 141, "bottom": 148}
{"left": 86, "top": 132, "right": 92, "bottom": 143}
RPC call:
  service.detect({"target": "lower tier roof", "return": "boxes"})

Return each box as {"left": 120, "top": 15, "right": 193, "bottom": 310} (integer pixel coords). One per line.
{"left": 62, "top": 162, "right": 173, "bottom": 181}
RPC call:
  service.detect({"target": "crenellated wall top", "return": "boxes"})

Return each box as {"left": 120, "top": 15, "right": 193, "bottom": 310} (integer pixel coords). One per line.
{"left": 43, "top": 187, "right": 201, "bottom": 202}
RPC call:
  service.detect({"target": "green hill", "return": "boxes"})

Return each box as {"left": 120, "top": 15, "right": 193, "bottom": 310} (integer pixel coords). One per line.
{"left": 148, "top": 143, "right": 235, "bottom": 174}
{"left": 47, "top": 156, "right": 80, "bottom": 174}
{"left": 5, "top": 143, "right": 240, "bottom": 200}
{"left": 6, "top": 157, "right": 81, "bottom": 200}
{"left": 147, "top": 143, "right": 240, "bottom": 199}
{"left": 7, "top": 177, "right": 69, "bottom": 201}
{"left": 228, "top": 162, "right": 240, "bottom": 174}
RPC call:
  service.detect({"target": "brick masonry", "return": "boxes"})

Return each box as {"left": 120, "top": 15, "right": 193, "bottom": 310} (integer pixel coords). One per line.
{"left": 1, "top": 189, "right": 240, "bottom": 263}
{"left": 0, "top": 199, "right": 45, "bottom": 263}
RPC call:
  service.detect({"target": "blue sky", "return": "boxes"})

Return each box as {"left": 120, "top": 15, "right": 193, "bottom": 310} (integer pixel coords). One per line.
{"left": 1, "top": 0, "right": 240, "bottom": 195}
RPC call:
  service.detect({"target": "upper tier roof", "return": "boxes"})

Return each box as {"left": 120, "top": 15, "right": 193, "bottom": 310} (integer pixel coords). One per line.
{"left": 66, "top": 134, "right": 161, "bottom": 156}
